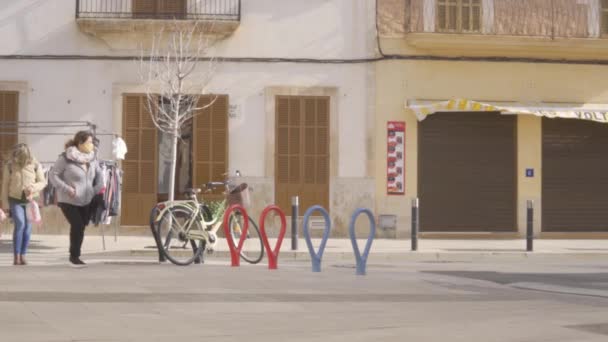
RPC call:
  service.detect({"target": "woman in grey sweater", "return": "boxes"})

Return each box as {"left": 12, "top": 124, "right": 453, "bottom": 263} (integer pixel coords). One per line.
{"left": 50, "top": 131, "right": 104, "bottom": 267}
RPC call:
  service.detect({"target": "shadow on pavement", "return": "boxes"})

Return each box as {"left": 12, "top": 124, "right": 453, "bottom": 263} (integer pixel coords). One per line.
{"left": 423, "top": 271, "right": 608, "bottom": 291}
{"left": 0, "top": 239, "right": 56, "bottom": 253}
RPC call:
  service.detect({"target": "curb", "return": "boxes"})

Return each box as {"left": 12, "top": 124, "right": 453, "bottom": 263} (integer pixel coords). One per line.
{"left": 125, "top": 249, "right": 608, "bottom": 262}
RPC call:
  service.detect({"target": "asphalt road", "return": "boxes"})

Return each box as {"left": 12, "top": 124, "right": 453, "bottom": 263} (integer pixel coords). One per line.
{"left": 1, "top": 257, "right": 607, "bottom": 342}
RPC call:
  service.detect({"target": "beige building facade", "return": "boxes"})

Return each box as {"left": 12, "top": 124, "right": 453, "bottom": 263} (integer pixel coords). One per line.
{"left": 376, "top": 0, "right": 608, "bottom": 238}
{"left": 0, "top": 0, "right": 377, "bottom": 236}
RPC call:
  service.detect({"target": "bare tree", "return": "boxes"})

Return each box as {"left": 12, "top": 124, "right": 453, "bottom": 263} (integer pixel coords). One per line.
{"left": 139, "top": 21, "right": 219, "bottom": 202}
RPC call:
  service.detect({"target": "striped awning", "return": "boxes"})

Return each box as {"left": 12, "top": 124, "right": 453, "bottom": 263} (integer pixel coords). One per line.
{"left": 407, "top": 99, "right": 608, "bottom": 124}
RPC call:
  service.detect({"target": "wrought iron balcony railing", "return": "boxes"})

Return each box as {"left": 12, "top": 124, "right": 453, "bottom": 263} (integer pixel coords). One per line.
{"left": 76, "top": 0, "right": 240, "bottom": 21}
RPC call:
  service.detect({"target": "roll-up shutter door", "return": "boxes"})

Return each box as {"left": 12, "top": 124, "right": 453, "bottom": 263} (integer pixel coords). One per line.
{"left": 419, "top": 112, "right": 516, "bottom": 232}
{"left": 542, "top": 117, "right": 608, "bottom": 232}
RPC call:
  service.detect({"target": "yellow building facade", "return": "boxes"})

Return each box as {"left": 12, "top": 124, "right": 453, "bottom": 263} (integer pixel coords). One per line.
{"left": 376, "top": 0, "right": 608, "bottom": 238}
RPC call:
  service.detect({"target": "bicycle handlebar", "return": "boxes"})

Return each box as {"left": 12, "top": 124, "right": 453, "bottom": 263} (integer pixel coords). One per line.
{"left": 206, "top": 181, "right": 226, "bottom": 189}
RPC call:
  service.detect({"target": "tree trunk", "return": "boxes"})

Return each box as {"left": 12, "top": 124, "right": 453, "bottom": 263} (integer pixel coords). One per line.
{"left": 167, "top": 125, "right": 179, "bottom": 202}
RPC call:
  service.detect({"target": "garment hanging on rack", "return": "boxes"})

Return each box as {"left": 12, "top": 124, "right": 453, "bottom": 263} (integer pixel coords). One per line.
{"left": 112, "top": 137, "right": 128, "bottom": 160}
{"left": 41, "top": 166, "right": 58, "bottom": 207}
{"left": 90, "top": 161, "right": 123, "bottom": 226}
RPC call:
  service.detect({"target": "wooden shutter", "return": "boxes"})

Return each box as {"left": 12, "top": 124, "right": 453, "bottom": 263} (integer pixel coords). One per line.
{"left": 0, "top": 91, "right": 18, "bottom": 156}
{"left": 447, "top": 0, "right": 458, "bottom": 31}
{"left": 461, "top": 0, "right": 481, "bottom": 32}
{"left": 461, "top": 0, "right": 471, "bottom": 31}
{"left": 301, "top": 97, "right": 329, "bottom": 212}
{"left": 603, "top": 0, "right": 608, "bottom": 35}
{"left": 193, "top": 95, "right": 228, "bottom": 202}
{"left": 132, "top": 0, "right": 157, "bottom": 18}
{"left": 0, "top": 91, "right": 18, "bottom": 198}
{"left": 471, "top": 0, "right": 481, "bottom": 32}
{"left": 276, "top": 97, "right": 291, "bottom": 212}
{"left": 122, "top": 95, "right": 158, "bottom": 226}
{"left": 276, "top": 96, "right": 330, "bottom": 214}
{"left": 158, "top": 0, "right": 186, "bottom": 18}
{"left": 437, "top": 0, "right": 480, "bottom": 33}
{"left": 437, "top": 0, "right": 447, "bottom": 31}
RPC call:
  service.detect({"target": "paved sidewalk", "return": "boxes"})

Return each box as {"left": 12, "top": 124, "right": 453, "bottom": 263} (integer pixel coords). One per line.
{"left": 2, "top": 257, "right": 608, "bottom": 341}
{"left": 1, "top": 234, "right": 607, "bottom": 266}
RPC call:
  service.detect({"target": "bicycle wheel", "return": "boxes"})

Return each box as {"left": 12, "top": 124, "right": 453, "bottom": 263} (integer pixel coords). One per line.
{"left": 228, "top": 214, "right": 264, "bottom": 264}
{"left": 155, "top": 205, "right": 205, "bottom": 266}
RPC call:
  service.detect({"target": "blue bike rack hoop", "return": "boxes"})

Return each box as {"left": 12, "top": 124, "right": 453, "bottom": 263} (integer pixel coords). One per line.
{"left": 302, "top": 205, "right": 332, "bottom": 273}
{"left": 349, "top": 208, "right": 376, "bottom": 276}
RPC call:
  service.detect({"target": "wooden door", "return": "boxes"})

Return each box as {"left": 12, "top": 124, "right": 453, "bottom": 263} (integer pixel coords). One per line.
{"left": 275, "top": 96, "right": 329, "bottom": 214}
{"left": 132, "top": 0, "right": 157, "bottom": 18}
{"left": 158, "top": 0, "right": 187, "bottom": 18}
{"left": 133, "top": 0, "right": 186, "bottom": 18}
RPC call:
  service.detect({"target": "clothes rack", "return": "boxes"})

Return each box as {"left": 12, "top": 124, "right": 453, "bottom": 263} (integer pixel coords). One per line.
{"left": 0, "top": 120, "right": 123, "bottom": 251}
{"left": 0, "top": 120, "right": 119, "bottom": 136}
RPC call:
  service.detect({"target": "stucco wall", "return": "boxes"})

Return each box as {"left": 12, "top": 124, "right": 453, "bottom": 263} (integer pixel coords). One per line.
{"left": 375, "top": 60, "right": 608, "bottom": 237}
{"left": 0, "top": 0, "right": 377, "bottom": 58}
{"left": 0, "top": 60, "right": 375, "bottom": 234}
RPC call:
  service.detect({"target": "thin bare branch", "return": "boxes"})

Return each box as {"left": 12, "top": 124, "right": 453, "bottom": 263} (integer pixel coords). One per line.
{"left": 138, "top": 19, "right": 220, "bottom": 169}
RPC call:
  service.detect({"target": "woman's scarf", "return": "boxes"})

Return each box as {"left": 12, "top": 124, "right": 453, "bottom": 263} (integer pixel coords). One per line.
{"left": 65, "top": 146, "right": 95, "bottom": 164}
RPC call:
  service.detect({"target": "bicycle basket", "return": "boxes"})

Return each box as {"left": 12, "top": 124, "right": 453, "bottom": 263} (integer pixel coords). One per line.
{"left": 226, "top": 183, "right": 251, "bottom": 208}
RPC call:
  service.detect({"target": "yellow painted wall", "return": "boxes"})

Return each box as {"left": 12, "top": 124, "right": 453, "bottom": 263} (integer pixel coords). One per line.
{"left": 376, "top": 60, "right": 608, "bottom": 237}
{"left": 517, "top": 115, "right": 542, "bottom": 236}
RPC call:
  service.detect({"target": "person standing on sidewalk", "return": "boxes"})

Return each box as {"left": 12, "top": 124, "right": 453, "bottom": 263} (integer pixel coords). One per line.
{"left": 1, "top": 143, "right": 47, "bottom": 266}
{"left": 50, "top": 131, "right": 104, "bottom": 267}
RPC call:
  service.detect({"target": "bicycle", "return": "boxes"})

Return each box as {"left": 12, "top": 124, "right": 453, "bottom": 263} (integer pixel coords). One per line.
{"left": 150, "top": 174, "right": 264, "bottom": 266}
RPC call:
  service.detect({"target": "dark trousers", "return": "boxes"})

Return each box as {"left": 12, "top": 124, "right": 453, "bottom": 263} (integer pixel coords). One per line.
{"left": 59, "top": 203, "right": 91, "bottom": 258}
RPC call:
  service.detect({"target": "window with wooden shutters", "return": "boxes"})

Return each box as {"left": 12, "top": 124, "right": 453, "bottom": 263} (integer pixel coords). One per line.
{"left": 122, "top": 95, "right": 158, "bottom": 226}
{"left": 275, "top": 96, "right": 329, "bottom": 214}
{"left": 132, "top": 0, "right": 186, "bottom": 19}
{"left": 193, "top": 95, "right": 228, "bottom": 201}
{"left": 0, "top": 91, "right": 18, "bottom": 199}
{"left": 0, "top": 91, "right": 18, "bottom": 157}
{"left": 603, "top": 0, "right": 608, "bottom": 35}
{"left": 437, "top": 0, "right": 481, "bottom": 33}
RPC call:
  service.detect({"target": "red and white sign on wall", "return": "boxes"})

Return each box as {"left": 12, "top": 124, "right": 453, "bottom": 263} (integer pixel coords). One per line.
{"left": 387, "top": 121, "right": 405, "bottom": 195}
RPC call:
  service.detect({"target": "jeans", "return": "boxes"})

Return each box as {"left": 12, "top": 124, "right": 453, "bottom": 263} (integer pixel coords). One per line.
{"left": 9, "top": 199, "right": 32, "bottom": 256}
{"left": 59, "top": 203, "right": 90, "bottom": 258}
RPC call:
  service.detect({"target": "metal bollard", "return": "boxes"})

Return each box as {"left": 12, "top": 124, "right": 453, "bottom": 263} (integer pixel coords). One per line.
{"left": 526, "top": 200, "right": 534, "bottom": 252}
{"left": 291, "top": 196, "right": 299, "bottom": 251}
{"left": 411, "top": 198, "right": 419, "bottom": 251}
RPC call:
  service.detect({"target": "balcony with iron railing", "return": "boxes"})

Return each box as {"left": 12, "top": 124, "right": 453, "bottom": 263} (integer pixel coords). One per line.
{"left": 377, "top": 0, "right": 608, "bottom": 59}
{"left": 76, "top": 0, "right": 241, "bottom": 48}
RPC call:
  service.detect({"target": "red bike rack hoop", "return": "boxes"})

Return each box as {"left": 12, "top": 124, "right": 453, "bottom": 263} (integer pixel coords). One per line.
{"left": 259, "top": 205, "right": 287, "bottom": 270}
{"left": 223, "top": 204, "right": 250, "bottom": 267}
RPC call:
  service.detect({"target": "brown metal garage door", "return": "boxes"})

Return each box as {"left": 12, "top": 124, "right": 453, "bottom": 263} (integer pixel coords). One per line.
{"left": 418, "top": 112, "right": 517, "bottom": 232}
{"left": 542, "top": 117, "right": 608, "bottom": 232}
